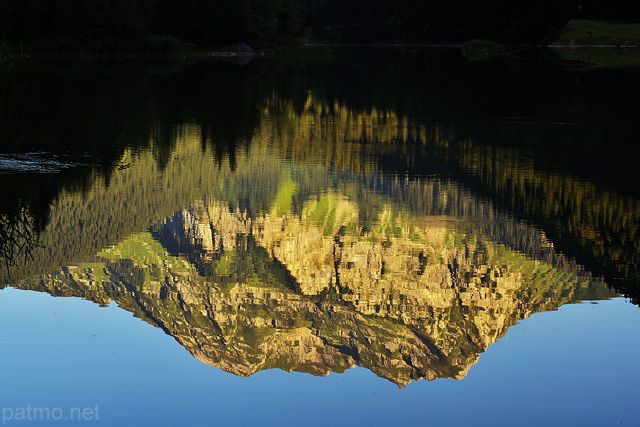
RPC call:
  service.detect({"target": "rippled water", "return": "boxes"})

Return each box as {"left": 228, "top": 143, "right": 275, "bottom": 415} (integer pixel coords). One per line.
{"left": 0, "top": 152, "right": 86, "bottom": 173}
{"left": 1, "top": 47, "right": 639, "bottom": 425}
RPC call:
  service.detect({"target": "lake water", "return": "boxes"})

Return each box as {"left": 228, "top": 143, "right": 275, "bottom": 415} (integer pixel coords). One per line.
{"left": 1, "top": 47, "right": 639, "bottom": 426}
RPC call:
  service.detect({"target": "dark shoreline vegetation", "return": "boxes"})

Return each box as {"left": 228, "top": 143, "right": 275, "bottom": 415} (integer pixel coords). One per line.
{"left": 1, "top": 0, "right": 639, "bottom": 56}
{"left": 1, "top": 46, "right": 640, "bottom": 305}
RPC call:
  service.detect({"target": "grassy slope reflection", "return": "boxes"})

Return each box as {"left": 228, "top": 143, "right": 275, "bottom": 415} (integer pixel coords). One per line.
{"left": 14, "top": 125, "right": 614, "bottom": 386}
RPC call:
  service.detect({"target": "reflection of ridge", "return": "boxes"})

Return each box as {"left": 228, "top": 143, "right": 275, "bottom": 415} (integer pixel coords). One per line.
{"left": 17, "top": 189, "right": 613, "bottom": 387}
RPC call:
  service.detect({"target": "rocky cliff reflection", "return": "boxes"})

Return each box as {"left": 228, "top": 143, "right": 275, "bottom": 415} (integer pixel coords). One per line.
{"left": 12, "top": 135, "right": 615, "bottom": 385}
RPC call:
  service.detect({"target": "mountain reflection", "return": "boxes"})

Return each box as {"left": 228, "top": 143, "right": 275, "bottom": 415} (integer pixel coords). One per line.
{"left": 3, "top": 52, "right": 639, "bottom": 383}
{"left": 7, "top": 121, "right": 616, "bottom": 386}
{"left": 15, "top": 192, "right": 613, "bottom": 386}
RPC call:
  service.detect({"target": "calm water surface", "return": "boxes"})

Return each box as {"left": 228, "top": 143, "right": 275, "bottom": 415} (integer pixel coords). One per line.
{"left": 1, "top": 47, "right": 639, "bottom": 425}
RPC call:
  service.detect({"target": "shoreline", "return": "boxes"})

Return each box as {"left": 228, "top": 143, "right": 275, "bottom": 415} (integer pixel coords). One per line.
{"left": 3, "top": 43, "right": 637, "bottom": 62}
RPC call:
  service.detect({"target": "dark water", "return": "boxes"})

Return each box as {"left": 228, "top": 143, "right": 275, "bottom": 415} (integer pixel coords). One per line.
{"left": 1, "top": 47, "right": 639, "bottom": 425}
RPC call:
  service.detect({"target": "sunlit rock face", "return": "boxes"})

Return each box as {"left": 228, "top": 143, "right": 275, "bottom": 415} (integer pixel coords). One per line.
{"left": 172, "top": 197, "right": 577, "bottom": 358}
{"left": 146, "top": 201, "right": 466, "bottom": 384}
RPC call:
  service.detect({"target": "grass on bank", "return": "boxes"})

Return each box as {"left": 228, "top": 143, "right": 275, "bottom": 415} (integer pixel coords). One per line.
{"left": 552, "top": 19, "right": 640, "bottom": 46}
